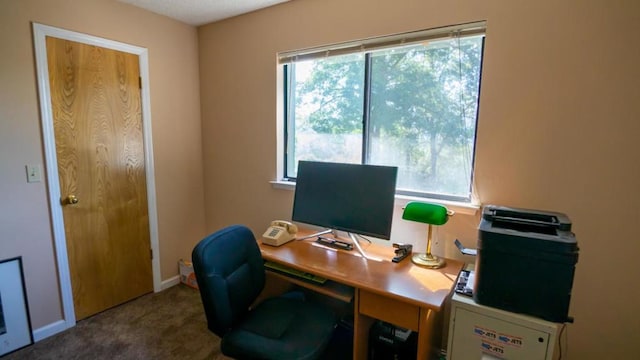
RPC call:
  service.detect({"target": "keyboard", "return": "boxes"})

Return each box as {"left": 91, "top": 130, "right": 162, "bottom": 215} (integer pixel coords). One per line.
{"left": 264, "top": 261, "right": 328, "bottom": 285}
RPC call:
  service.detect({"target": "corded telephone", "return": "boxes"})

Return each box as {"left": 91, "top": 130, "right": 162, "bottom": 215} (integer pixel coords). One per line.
{"left": 262, "top": 220, "right": 298, "bottom": 246}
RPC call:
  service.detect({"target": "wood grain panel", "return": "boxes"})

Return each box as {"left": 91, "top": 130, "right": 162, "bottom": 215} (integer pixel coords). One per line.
{"left": 259, "top": 229, "right": 462, "bottom": 311}
{"left": 46, "top": 37, "right": 152, "bottom": 320}
{"left": 359, "top": 289, "right": 420, "bottom": 331}
{"left": 259, "top": 230, "right": 463, "bottom": 359}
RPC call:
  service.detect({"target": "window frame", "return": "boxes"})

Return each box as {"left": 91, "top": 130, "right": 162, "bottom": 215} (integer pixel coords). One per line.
{"left": 278, "top": 22, "right": 486, "bottom": 204}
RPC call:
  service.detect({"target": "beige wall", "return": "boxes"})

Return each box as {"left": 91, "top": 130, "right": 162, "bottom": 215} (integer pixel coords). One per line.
{"left": 0, "top": 0, "right": 206, "bottom": 329}
{"left": 198, "top": 0, "right": 640, "bottom": 358}
{"left": 2, "top": 0, "right": 638, "bottom": 356}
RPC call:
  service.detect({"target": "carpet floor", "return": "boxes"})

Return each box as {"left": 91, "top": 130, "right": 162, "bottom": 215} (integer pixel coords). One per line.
{"left": 5, "top": 284, "right": 355, "bottom": 360}
{"left": 3, "top": 285, "right": 231, "bottom": 360}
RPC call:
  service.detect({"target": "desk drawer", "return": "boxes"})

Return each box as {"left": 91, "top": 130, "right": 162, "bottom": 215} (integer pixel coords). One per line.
{"left": 359, "top": 290, "right": 420, "bottom": 331}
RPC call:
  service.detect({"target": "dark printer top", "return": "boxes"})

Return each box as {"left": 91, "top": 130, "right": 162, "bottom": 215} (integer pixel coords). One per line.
{"left": 478, "top": 205, "right": 578, "bottom": 259}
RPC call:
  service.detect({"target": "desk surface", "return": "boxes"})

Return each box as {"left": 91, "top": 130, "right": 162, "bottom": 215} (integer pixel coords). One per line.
{"left": 259, "top": 232, "right": 463, "bottom": 312}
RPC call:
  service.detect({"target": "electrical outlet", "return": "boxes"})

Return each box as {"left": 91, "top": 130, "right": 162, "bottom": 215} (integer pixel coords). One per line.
{"left": 26, "top": 164, "right": 42, "bottom": 183}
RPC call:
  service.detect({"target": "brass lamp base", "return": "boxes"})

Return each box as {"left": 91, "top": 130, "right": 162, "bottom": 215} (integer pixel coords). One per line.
{"left": 412, "top": 253, "right": 446, "bottom": 268}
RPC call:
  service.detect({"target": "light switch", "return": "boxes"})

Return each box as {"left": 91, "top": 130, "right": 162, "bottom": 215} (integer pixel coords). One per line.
{"left": 26, "top": 164, "right": 42, "bottom": 183}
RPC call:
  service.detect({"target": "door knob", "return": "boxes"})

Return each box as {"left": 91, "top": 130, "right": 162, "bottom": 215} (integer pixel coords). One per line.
{"left": 63, "top": 194, "right": 79, "bottom": 205}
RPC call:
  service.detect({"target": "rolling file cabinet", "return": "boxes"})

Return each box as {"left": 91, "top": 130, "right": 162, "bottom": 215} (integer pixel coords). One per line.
{"left": 447, "top": 293, "right": 560, "bottom": 360}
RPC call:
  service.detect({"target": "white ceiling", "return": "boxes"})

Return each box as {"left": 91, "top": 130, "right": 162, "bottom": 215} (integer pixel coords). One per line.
{"left": 118, "top": 0, "right": 291, "bottom": 26}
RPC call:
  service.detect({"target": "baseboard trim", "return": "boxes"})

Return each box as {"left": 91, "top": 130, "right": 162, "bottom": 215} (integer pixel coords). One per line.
{"left": 32, "top": 319, "right": 69, "bottom": 342}
{"left": 161, "top": 275, "right": 180, "bottom": 290}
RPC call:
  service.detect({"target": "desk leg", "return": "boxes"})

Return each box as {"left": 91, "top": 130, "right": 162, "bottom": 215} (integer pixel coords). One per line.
{"left": 354, "top": 313, "right": 375, "bottom": 359}
{"left": 353, "top": 290, "right": 375, "bottom": 360}
{"left": 417, "top": 307, "right": 443, "bottom": 360}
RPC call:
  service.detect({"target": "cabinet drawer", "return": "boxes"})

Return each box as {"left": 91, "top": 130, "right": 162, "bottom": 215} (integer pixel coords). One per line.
{"left": 359, "top": 290, "right": 419, "bottom": 331}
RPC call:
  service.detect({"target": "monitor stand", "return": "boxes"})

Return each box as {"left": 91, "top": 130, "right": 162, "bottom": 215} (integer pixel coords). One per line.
{"left": 297, "top": 228, "right": 336, "bottom": 240}
{"left": 347, "top": 233, "right": 379, "bottom": 260}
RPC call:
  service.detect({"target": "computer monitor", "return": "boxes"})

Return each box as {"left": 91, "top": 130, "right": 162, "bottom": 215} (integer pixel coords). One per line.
{"left": 292, "top": 160, "right": 398, "bottom": 242}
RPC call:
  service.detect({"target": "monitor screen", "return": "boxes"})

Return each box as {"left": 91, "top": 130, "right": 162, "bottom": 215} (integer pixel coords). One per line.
{"left": 292, "top": 161, "right": 398, "bottom": 240}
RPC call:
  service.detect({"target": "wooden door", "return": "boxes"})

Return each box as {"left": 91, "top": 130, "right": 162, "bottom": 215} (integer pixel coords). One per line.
{"left": 46, "top": 37, "right": 153, "bottom": 320}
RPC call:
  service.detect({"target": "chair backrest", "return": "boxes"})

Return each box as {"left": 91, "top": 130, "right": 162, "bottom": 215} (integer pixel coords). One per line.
{"left": 192, "top": 224, "right": 266, "bottom": 337}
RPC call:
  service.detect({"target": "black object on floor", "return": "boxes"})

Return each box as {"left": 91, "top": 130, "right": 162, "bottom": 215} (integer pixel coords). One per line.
{"left": 368, "top": 320, "right": 417, "bottom": 360}
{"left": 322, "top": 317, "right": 354, "bottom": 359}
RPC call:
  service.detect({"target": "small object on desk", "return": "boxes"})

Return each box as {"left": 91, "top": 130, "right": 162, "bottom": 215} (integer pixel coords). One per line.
{"left": 454, "top": 239, "right": 477, "bottom": 256}
{"left": 316, "top": 236, "right": 354, "bottom": 251}
{"left": 264, "top": 261, "right": 328, "bottom": 284}
{"left": 392, "top": 243, "right": 413, "bottom": 263}
{"left": 454, "top": 269, "right": 474, "bottom": 297}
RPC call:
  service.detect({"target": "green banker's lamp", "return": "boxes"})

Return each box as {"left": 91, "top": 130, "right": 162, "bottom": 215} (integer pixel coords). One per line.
{"left": 402, "top": 202, "right": 454, "bottom": 268}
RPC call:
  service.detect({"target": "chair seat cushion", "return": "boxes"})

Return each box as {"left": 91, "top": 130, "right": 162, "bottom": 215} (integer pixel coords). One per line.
{"left": 221, "top": 296, "right": 337, "bottom": 360}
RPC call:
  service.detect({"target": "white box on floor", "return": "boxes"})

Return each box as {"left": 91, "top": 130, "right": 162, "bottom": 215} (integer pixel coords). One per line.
{"left": 179, "top": 259, "right": 198, "bottom": 289}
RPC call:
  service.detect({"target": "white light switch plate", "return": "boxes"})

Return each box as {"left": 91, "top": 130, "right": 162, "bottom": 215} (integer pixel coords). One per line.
{"left": 26, "top": 164, "right": 42, "bottom": 183}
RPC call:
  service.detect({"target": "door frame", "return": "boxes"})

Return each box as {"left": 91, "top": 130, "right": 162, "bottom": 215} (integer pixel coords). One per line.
{"left": 32, "top": 23, "right": 161, "bottom": 331}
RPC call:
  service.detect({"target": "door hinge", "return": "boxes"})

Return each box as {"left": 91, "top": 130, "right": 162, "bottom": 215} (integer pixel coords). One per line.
{"left": 150, "top": 248, "right": 153, "bottom": 260}
{"left": 139, "top": 76, "right": 142, "bottom": 89}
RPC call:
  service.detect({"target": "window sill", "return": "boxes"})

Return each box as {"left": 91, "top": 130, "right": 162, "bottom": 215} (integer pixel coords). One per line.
{"left": 270, "top": 180, "right": 480, "bottom": 216}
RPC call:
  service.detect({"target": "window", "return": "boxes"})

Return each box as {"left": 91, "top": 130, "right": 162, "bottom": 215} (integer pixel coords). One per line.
{"left": 281, "top": 22, "right": 485, "bottom": 202}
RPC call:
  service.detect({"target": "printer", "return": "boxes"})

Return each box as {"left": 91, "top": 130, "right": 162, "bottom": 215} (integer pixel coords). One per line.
{"left": 473, "top": 205, "right": 579, "bottom": 323}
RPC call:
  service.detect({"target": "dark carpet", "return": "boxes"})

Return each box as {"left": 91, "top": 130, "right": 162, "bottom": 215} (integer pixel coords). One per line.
{"left": 5, "top": 284, "right": 354, "bottom": 360}
{"left": 4, "top": 285, "right": 230, "bottom": 360}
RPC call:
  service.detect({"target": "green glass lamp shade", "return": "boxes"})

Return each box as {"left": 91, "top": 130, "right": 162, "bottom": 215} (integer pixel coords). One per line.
{"left": 402, "top": 202, "right": 449, "bottom": 225}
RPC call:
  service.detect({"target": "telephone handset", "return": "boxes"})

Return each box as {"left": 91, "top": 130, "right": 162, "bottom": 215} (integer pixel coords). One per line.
{"left": 262, "top": 220, "right": 298, "bottom": 247}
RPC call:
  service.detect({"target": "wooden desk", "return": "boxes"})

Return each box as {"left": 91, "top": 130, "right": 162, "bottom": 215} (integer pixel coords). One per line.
{"left": 259, "top": 233, "right": 463, "bottom": 360}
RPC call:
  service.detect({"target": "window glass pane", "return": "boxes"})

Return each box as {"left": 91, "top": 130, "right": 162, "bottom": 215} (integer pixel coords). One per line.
{"left": 286, "top": 55, "right": 365, "bottom": 177}
{"left": 368, "top": 36, "right": 483, "bottom": 198}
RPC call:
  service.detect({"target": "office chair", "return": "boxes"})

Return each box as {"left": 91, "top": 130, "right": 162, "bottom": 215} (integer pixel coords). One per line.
{"left": 192, "top": 224, "right": 337, "bottom": 360}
